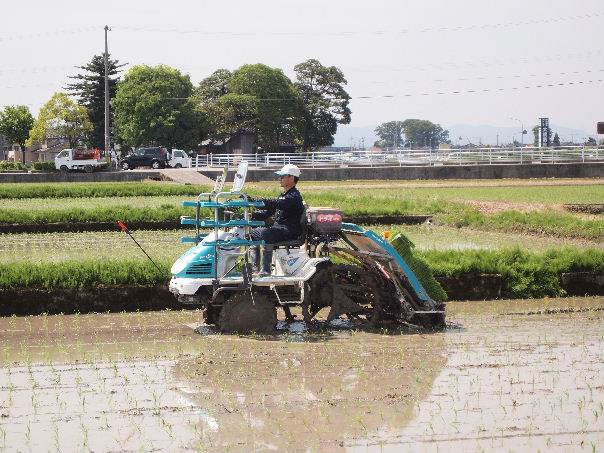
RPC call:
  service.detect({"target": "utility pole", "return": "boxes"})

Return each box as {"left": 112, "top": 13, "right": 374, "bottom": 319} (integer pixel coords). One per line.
{"left": 510, "top": 117, "right": 525, "bottom": 148}
{"left": 104, "top": 25, "right": 110, "bottom": 154}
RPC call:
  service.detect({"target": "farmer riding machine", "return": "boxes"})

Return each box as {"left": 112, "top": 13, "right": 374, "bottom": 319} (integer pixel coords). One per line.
{"left": 169, "top": 162, "right": 445, "bottom": 333}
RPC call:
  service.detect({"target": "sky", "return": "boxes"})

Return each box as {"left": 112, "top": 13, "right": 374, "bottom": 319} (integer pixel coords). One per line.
{"left": 2, "top": 0, "right": 603, "bottom": 145}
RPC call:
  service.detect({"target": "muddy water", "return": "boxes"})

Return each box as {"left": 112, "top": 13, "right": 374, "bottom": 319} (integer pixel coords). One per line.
{"left": 0, "top": 298, "right": 602, "bottom": 452}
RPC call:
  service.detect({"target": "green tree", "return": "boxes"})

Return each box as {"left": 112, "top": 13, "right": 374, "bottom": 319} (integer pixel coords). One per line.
{"left": 552, "top": 132, "right": 561, "bottom": 147}
{"left": 65, "top": 54, "right": 125, "bottom": 150}
{"left": 0, "top": 105, "right": 34, "bottom": 164}
{"left": 401, "top": 119, "right": 449, "bottom": 148}
{"left": 374, "top": 121, "right": 405, "bottom": 149}
{"left": 226, "top": 64, "right": 299, "bottom": 152}
{"left": 27, "top": 93, "right": 92, "bottom": 148}
{"left": 194, "top": 69, "right": 233, "bottom": 103}
{"left": 203, "top": 94, "right": 258, "bottom": 141}
{"left": 294, "top": 59, "right": 351, "bottom": 151}
{"left": 113, "top": 65, "right": 204, "bottom": 149}
{"left": 586, "top": 137, "right": 597, "bottom": 146}
{"left": 532, "top": 126, "right": 539, "bottom": 146}
{"left": 198, "top": 65, "right": 301, "bottom": 152}
{"left": 532, "top": 125, "right": 552, "bottom": 147}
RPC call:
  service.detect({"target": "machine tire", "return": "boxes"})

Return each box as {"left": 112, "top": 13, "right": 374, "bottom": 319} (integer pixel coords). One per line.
{"left": 304, "top": 263, "right": 382, "bottom": 325}
{"left": 410, "top": 303, "right": 447, "bottom": 330}
{"left": 151, "top": 160, "right": 162, "bottom": 169}
{"left": 313, "top": 242, "right": 330, "bottom": 258}
{"left": 59, "top": 165, "right": 69, "bottom": 172}
{"left": 84, "top": 164, "right": 93, "bottom": 173}
{"left": 218, "top": 290, "right": 277, "bottom": 334}
{"left": 174, "top": 163, "right": 182, "bottom": 168}
{"left": 121, "top": 161, "right": 130, "bottom": 170}
{"left": 202, "top": 305, "right": 221, "bottom": 326}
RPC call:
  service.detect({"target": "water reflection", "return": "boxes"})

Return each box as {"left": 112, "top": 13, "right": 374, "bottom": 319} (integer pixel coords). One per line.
{"left": 174, "top": 327, "right": 447, "bottom": 452}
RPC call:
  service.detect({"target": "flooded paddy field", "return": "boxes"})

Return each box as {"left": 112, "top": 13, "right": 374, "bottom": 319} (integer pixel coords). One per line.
{"left": 1, "top": 297, "right": 602, "bottom": 452}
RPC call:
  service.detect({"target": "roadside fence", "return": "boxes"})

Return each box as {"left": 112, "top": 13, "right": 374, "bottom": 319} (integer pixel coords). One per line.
{"left": 192, "top": 146, "right": 604, "bottom": 169}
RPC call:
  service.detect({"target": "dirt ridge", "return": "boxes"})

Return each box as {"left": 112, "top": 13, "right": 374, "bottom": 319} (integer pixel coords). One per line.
{"left": 0, "top": 215, "right": 432, "bottom": 234}
{"left": 2, "top": 272, "right": 602, "bottom": 317}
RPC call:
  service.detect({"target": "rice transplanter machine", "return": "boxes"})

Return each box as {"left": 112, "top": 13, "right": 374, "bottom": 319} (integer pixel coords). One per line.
{"left": 169, "top": 162, "right": 445, "bottom": 333}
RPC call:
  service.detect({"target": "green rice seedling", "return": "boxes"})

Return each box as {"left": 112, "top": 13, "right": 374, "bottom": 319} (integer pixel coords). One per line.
{"left": 419, "top": 246, "right": 604, "bottom": 299}
{"left": 390, "top": 233, "right": 447, "bottom": 302}
{"left": 0, "top": 181, "right": 211, "bottom": 199}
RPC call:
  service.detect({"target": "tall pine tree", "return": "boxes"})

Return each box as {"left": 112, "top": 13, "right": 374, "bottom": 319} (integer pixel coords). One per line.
{"left": 65, "top": 54, "right": 125, "bottom": 150}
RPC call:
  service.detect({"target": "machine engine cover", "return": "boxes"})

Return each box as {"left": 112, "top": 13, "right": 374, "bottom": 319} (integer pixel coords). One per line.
{"left": 307, "top": 208, "right": 343, "bottom": 234}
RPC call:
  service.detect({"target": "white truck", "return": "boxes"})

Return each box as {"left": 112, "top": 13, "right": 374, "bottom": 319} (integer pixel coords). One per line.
{"left": 55, "top": 149, "right": 108, "bottom": 173}
{"left": 168, "top": 149, "right": 192, "bottom": 168}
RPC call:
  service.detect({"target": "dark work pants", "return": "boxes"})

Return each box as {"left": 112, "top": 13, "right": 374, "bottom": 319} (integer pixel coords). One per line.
{"left": 250, "top": 227, "right": 294, "bottom": 272}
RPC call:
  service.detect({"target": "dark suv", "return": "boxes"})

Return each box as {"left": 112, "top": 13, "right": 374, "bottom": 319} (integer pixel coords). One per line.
{"left": 121, "top": 147, "right": 168, "bottom": 170}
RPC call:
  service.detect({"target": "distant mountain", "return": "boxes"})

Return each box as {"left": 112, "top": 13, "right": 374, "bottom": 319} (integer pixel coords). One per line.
{"left": 334, "top": 123, "right": 593, "bottom": 147}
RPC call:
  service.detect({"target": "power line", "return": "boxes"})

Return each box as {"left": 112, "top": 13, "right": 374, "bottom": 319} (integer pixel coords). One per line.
{"left": 2, "top": 53, "right": 602, "bottom": 81}
{"left": 3, "top": 74, "right": 602, "bottom": 97}
{"left": 402, "top": 68, "right": 604, "bottom": 85}
{"left": 116, "top": 12, "right": 604, "bottom": 36}
{"left": 1, "top": 12, "right": 602, "bottom": 43}
{"left": 4, "top": 66, "right": 604, "bottom": 90}
{"left": 347, "top": 50, "right": 604, "bottom": 72}
{"left": 354, "top": 78, "right": 604, "bottom": 99}
{"left": 158, "top": 78, "right": 604, "bottom": 102}
{"left": 4, "top": 77, "right": 602, "bottom": 111}
{"left": 170, "top": 49, "right": 604, "bottom": 75}
{"left": 0, "top": 26, "right": 99, "bottom": 43}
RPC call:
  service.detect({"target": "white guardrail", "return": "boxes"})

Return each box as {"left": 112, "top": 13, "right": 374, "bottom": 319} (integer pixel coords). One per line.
{"left": 193, "top": 146, "right": 604, "bottom": 169}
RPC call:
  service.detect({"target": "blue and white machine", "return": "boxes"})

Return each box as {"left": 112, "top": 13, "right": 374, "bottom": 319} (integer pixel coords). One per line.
{"left": 169, "top": 162, "right": 445, "bottom": 333}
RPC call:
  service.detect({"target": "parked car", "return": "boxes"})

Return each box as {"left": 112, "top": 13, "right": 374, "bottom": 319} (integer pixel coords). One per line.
{"left": 121, "top": 147, "right": 168, "bottom": 170}
{"left": 168, "top": 149, "right": 192, "bottom": 168}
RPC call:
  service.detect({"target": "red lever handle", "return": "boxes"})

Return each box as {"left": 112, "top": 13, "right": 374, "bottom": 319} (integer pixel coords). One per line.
{"left": 117, "top": 220, "right": 129, "bottom": 232}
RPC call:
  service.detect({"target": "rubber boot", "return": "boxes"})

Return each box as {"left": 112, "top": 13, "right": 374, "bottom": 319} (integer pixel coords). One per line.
{"left": 261, "top": 248, "right": 272, "bottom": 275}
{"left": 249, "top": 247, "right": 261, "bottom": 274}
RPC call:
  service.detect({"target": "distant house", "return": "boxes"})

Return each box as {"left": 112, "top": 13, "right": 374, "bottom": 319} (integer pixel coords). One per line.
{"left": 7, "top": 145, "right": 35, "bottom": 163}
{"left": 32, "top": 138, "right": 70, "bottom": 162}
{"left": 5, "top": 138, "right": 70, "bottom": 163}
